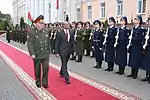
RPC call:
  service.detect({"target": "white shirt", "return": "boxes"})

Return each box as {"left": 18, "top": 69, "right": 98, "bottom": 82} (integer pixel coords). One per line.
{"left": 64, "top": 29, "right": 70, "bottom": 42}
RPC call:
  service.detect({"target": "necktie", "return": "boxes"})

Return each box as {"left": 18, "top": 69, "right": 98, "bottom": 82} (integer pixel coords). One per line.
{"left": 66, "top": 30, "right": 68, "bottom": 42}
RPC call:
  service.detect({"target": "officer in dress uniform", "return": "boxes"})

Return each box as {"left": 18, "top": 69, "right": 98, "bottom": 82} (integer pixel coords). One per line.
{"left": 127, "top": 15, "right": 146, "bottom": 79}
{"left": 83, "top": 22, "right": 91, "bottom": 56}
{"left": 105, "top": 17, "right": 117, "bottom": 72}
{"left": 141, "top": 18, "right": 150, "bottom": 83}
{"left": 74, "top": 21, "right": 84, "bottom": 62}
{"left": 93, "top": 20, "right": 104, "bottom": 68}
{"left": 27, "top": 15, "right": 51, "bottom": 88}
{"left": 115, "top": 16, "right": 131, "bottom": 75}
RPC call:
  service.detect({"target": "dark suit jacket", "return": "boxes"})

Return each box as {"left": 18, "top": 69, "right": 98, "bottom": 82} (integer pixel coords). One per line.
{"left": 55, "top": 29, "right": 74, "bottom": 56}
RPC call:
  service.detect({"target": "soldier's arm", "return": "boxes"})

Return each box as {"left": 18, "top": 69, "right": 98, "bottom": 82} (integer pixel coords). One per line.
{"left": 27, "top": 30, "right": 35, "bottom": 56}
{"left": 55, "top": 31, "right": 61, "bottom": 54}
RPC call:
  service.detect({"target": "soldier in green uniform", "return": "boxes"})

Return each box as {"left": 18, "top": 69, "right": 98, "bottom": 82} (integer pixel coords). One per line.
{"left": 74, "top": 21, "right": 84, "bottom": 62}
{"left": 83, "top": 22, "right": 91, "bottom": 56}
{"left": 6, "top": 26, "right": 11, "bottom": 43}
{"left": 27, "top": 15, "right": 51, "bottom": 88}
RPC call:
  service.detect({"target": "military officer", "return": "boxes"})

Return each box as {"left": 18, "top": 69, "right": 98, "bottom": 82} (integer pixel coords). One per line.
{"left": 74, "top": 21, "right": 84, "bottom": 62}
{"left": 141, "top": 18, "right": 150, "bottom": 83}
{"left": 83, "top": 22, "right": 91, "bottom": 56}
{"left": 115, "top": 16, "right": 130, "bottom": 75}
{"left": 93, "top": 20, "right": 104, "bottom": 68}
{"left": 27, "top": 15, "right": 51, "bottom": 88}
{"left": 127, "top": 15, "right": 146, "bottom": 79}
{"left": 105, "top": 17, "right": 117, "bottom": 72}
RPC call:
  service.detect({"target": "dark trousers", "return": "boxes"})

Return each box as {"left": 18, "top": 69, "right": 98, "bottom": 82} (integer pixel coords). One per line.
{"left": 118, "top": 66, "right": 125, "bottom": 74}
{"left": 33, "top": 58, "right": 49, "bottom": 86}
{"left": 107, "top": 62, "right": 114, "bottom": 71}
{"left": 131, "top": 68, "right": 139, "bottom": 77}
{"left": 60, "top": 54, "right": 70, "bottom": 81}
{"left": 145, "top": 70, "right": 150, "bottom": 77}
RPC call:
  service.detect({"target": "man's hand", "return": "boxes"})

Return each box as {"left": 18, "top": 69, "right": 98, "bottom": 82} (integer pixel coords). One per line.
{"left": 31, "top": 55, "right": 35, "bottom": 59}
{"left": 55, "top": 54, "right": 59, "bottom": 57}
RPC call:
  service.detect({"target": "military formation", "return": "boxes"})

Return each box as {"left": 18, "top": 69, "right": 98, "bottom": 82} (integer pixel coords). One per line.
{"left": 6, "top": 14, "right": 150, "bottom": 84}
{"left": 6, "top": 26, "right": 28, "bottom": 44}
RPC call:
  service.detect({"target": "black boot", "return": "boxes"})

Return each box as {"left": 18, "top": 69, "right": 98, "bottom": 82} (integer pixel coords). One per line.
{"left": 148, "top": 78, "right": 150, "bottom": 84}
{"left": 132, "top": 68, "right": 139, "bottom": 79}
{"left": 76, "top": 55, "right": 82, "bottom": 63}
{"left": 93, "top": 62, "right": 102, "bottom": 68}
{"left": 70, "top": 54, "right": 76, "bottom": 60}
{"left": 127, "top": 68, "right": 134, "bottom": 77}
{"left": 105, "top": 63, "right": 114, "bottom": 72}
{"left": 116, "top": 66, "right": 125, "bottom": 75}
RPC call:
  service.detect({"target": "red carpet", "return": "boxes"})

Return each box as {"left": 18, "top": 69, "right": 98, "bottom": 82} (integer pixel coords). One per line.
{"left": 0, "top": 41, "right": 119, "bottom": 100}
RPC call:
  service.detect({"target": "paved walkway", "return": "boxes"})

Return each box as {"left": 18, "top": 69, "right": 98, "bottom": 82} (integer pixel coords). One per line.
{"left": 0, "top": 58, "right": 35, "bottom": 100}
{"left": 1, "top": 37, "right": 150, "bottom": 100}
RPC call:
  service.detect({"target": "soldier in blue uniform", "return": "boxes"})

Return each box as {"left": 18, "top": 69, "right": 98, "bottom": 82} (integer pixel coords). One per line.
{"left": 93, "top": 20, "right": 104, "bottom": 68}
{"left": 141, "top": 18, "right": 150, "bottom": 83}
{"left": 127, "top": 15, "right": 146, "bottom": 79}
{"left": 115, "top": 16, "right": 130, "bottom": 75}
{"left": 105, "top": 17, "right": 117, "bottom": 72}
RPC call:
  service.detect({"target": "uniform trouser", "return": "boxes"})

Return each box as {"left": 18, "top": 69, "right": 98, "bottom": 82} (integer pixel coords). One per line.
{"left": 33, "top": 58, "right": 49, "bottom": 86}
{"left": 131, "top": 68, "right": 139, "bottom": 77}
{"left": 60, "top": 54, "right": 70, "bottom": 81}
{"left": 118, "top": 66, "right": 125, "bottom": 73}
{"left": 107, "top": 62, "right": 114, "bottom": 70}
{"left": 145, "top": 70, "right": 150, "bottom": 77}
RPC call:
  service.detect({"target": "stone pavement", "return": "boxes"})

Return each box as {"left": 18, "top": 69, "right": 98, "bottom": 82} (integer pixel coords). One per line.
{"left": 0, "top": 58, "right": 35, "bottom": 100}
{"left": 1, "top": 37, "right": 150, "bottom": 100}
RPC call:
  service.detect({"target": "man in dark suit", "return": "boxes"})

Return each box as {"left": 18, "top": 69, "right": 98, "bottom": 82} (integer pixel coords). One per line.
{"left": 55, "top": 21, "right": 74, "bottom": 84}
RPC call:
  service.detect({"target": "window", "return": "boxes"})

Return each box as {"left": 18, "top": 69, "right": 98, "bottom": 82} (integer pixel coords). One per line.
{"left": 117, "top": 0, "right": 123, "bottom": 15}
{"left": 137, "top": 0, "right": 146, "bottom": 13}
{"left": 100, "top": 2, "right": 105, "bottom": 18}
{"left": 77, "top": 8, "right": 81, "bottom": 21}
{"left": 87, "top": 5, "right": 92, "bottom": 19}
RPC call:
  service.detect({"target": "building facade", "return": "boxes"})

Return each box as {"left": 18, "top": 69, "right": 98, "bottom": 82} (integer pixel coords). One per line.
{"left": 12, "top": 0, "right": 150, "bottom": 25}
{"left": 79, "top": 0, "right": 150, "bottom": 23}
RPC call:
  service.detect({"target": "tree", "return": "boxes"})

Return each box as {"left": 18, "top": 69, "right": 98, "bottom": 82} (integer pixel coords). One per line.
{"left": 3, "top": 20, "right": 9, "bottom": 30}
{"left": 20, "top": 17, "right": 25, "bottom": 29}
{"left": 0, "top": 11, "right": 12, "bottom": 30}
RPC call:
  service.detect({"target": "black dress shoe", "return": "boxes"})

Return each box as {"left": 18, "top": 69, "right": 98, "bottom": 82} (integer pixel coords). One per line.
{"left": 75, "top": 60, "right": 82, "bottom": 63}
{"left": 127, "top": 74, "right": 133, "bottom": 77}
{"left": 148, "top": 79, "right": 150, "bottom": 84}
{"left": 141, "top": 77, "right": 149, "bottom": 81}
{"left": 93, "top": 65, "right": 101, "bottom": 68}
{"left": 36, "top": 84, "right": 41, "bottom": 88}
{"left": 115, "top": 71, "right": 121, "bottom": 74}
{"left": 66, "top": 80, "right": 70, "bottom": 84}
{"left": 42, "top": 85, "right": 49, "bottom": 88}
{"left": 105, "top": 68, "right": 110, "bottom": 71}
{"left": 132, "top": 76, "right": 137, "bottom": 79}
{"left": 70, "top": 57, "right": 76, "bottom": 60}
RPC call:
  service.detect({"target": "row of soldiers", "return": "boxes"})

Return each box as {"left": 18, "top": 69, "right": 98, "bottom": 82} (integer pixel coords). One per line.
{"left": 47, "top": 15, "right": 150, "bottom": 84}
{"left": 7, "top": 15, "right": 150, "bottom": 84}
{"left": 6, "top": 26, "right": 28, "bottom": 44}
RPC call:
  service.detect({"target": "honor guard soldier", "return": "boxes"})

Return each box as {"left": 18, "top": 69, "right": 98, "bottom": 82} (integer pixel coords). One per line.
{"left": 27, "top": 15, "right": 51, "bottom": 88}
{"left": 141, "top": 17, "right": 150, "bottom": 83}
{"left": 51, "top": 23, "right": 57, "bottom": 54}
{"left": 104, "top": 17, "right": 117, "bottom": 72}
{"left": 83, "top": 22, "right": 91, "bottom": 56}
{"left": 115, "top": 16, "right": 130, "bottom": 75}
{"left": 90, "top": 25, "right": 95, "bottom": 58}
{"left": 70, "top": 21, "right": 76, "bottom": 60}
{"left": 22, "top": 28, "right": 27, "bottom": 44}
{"left": 127, "top": 15, "right": 146, "bottom": 79}
{"left": 74, "top": 21, "right": 84, "bottom": 62}
{"left": 93, "top": 20, "right": 104, "bottom": 68}
{"left": 6, "top": 26, "right": 11, "bottom": 43}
